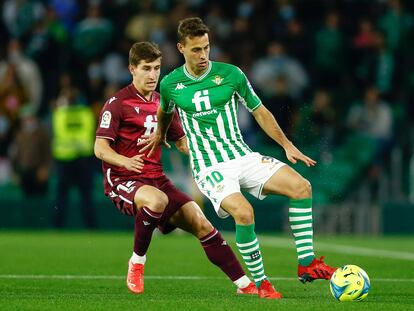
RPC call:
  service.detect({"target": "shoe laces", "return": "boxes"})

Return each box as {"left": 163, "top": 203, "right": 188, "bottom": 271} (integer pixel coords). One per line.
{"left": 129, "top": 263, "right": 144, "bottom": 274}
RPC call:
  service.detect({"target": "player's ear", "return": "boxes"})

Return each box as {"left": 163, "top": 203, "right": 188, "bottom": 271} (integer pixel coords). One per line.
{"left": 128, "top": 64, "right": 134, "bottom": 75}
{"left": 177, "top": 42, "right": 184, "bottom": 54}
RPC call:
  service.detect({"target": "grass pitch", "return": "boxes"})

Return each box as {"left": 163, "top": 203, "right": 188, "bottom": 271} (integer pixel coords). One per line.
{"left": 0, "top": 231, "right": 413, "bottom": 310}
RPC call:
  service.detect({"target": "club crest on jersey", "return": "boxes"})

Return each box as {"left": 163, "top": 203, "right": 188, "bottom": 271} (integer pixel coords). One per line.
{"left": 100, "top": 111, "right": 111, "bottom": 128}
{"left": 212, "top": 75, "right": 223, "bottom": 85}
{"left": 216, "top": 184, "right": 225, "bottom": 193}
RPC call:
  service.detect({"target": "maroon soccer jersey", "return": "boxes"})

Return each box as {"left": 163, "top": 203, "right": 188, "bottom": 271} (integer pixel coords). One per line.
{"left": 96, "top": 84, "right": 185, "bottom": 194}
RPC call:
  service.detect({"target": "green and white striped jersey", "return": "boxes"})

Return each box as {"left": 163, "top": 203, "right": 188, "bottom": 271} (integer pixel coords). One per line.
{"left": 160, "top": 61, "right": 262, "bottom": 175}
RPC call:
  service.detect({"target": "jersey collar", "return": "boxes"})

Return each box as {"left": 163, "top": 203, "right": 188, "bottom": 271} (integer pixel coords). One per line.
{"left": 130, "top": 83, "right": 153, "bottom": 102}
{"left": 183, "top": 61, "right": 212, "bottom": 81}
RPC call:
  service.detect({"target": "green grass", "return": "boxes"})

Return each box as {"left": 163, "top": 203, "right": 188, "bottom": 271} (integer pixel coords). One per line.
{"left": 0, "top": 231, "right": 413, "bottom": 310}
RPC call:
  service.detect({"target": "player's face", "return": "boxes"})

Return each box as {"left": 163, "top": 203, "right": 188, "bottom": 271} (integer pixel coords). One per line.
{"left": 178, "top": 33, "right": 210, "bottom": 76}
{"left": 129, "top": 57, "right": 161, "bottom": 96}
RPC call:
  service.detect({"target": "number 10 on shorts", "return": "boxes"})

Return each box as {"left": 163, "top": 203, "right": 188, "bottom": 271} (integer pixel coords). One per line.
{"left": 205, "top": 171, "right": 224, "bottom": 188}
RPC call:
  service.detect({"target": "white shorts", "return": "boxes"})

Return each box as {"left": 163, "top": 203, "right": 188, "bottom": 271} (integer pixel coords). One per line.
{"left": 194, "top": 152, "right": 286, "bottom": 218}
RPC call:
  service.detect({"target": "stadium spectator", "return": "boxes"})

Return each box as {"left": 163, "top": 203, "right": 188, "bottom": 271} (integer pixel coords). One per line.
{"left": 0, "top": 40, "right": 43, "bottom": 114}
{"left": 10, "top": 104, "right": 51, "bottom": 197}
{"left": 356, "top": 31, "right": 396, "bottom": 96}
{"left": 2, "top": 0, "right": 45, "bottom": 39}
{"left": 297, "top": 89, "right": 337, "bottom": 163}
{"left": 251, "top": 40, "right": 308, "bottom": 99}
{"left": 347, "top": 86, "right": 393, "bottom": 156}
{"left": 263, "top": 75, "right": 299, "bottom": 139}
{"left": 72, "top": 3, "right": 113, "bottom": 60}
{"left": 313, "top": 11, "right": 345, "bottom": 88}
{"left": 52, "top": 75, "right": 97, "bottom": 228}
{"left": 378, "top": 0, "right": 414, "bottom": 53}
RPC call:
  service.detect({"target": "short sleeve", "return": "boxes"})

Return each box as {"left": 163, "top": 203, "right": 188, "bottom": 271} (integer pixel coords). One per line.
{"left": 166, "top": 109, "right": 185, "bottom": 141}
{"left": 96, "top": 97, "right": 122, "bottom": 141}
{"left": 160, "top": 78, "right": 176, "bottom": 113}
{"left": 235, "top": 67, "right": 262, "bottom": 112}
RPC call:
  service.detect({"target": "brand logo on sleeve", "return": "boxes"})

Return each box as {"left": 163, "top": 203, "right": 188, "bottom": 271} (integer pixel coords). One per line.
{"left": 100, "top": 111, "right": 111, "bottom": 128}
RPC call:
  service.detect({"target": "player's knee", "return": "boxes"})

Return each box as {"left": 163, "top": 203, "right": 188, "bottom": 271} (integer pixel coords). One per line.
{"left": 232, "top": 207, "right": 254, "bottom": 225}
{"left": 194, "top": 217, "right": 214, "bottom": 238}
{"left": 143, "top": 192, "right": 168, "bottom": 213}
{"left": 291, "top": 178, "right": 312, "bottom": 199}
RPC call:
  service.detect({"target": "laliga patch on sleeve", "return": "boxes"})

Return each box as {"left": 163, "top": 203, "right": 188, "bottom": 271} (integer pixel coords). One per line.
{"left": 100, "top": 111, "right": 111, "bottom": 128}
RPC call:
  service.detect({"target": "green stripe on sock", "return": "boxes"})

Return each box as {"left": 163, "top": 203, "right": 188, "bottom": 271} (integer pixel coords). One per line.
{"left": 236, "top": 224, "right": 267, "bottom": 286}
{"left": 289, "top": 198, "right": 315, "bottom": 266}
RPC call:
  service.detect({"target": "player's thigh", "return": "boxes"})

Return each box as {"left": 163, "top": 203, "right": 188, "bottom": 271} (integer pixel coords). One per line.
{"left": 195, "top": 165, "right": 240, "bottom": 219}
{"left": 262, "top": 165, "right": 311, "bottom": 198}
{"left": 168, "top": 201, "right": 213, "bottom": 238}
{"left": 134, "top": 185, "right": 169, "bottom": 213}
{"left": 221, "top": 192, "right": 255, "bottom": 225}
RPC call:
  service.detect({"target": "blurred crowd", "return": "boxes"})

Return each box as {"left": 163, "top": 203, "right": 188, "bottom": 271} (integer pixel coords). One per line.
{"left": 1, "top": 0, "right": 413, "bottom": 205}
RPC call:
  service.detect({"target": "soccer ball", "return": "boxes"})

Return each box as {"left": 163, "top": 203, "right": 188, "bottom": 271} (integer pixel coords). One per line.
{"left": 329, "top": 265, "right": 370, "bottom": 302}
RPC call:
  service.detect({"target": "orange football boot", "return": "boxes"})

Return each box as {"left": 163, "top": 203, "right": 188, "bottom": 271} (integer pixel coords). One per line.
{"left": 298, "top": 256, "right": 336, "bottom": 283}
{"left": 127, "top": 261, "right": 144, "bottom": 294}
{"left": 258, "top": 280, "right": 283, "bottom": 299}
{"left": 236, "top": 282, "right": 258, "bottom": 295}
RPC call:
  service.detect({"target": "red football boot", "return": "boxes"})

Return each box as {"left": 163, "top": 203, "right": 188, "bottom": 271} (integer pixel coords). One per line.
{"left": 298, "top": 256, "right": 336, "bottom": 283}
{"left": 258, "top": 280, "right": 283, "bottom": 299}
{"left": 127, "top": 261, "right": 144, "bottom": 294}
{"left": 236, "top": 282, "right": 258, "bottom": 295}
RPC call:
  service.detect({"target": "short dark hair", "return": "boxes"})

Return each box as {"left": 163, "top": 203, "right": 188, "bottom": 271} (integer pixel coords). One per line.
{"left": 129, "top": 42, "right": 162, "bottom": 66}
{"left": 177, "top": 17, "right": 210, "bottom": 44}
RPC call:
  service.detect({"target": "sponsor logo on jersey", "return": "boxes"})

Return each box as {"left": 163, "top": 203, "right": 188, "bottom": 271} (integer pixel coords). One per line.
{"left": 108, "top": 96, "right": 116, "bottom": 104}
{"left": 100, "top": 111, "right": 111, "bottom": 128}
{"left": 212, "top": 75, "right": 223, "bottom": 85}
{"left": 175, "top": 83, "right": 186, "bottom": 90}
{"left": 192, "top": 109, "right": 218, "bottom": 118}
{"left": 143, "top": 115, "right": 158, "bottom": 135}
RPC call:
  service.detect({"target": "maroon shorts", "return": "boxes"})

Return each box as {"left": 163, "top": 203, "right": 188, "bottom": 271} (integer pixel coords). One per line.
{"left": 107, "top": 175, "right": 192, "bottom": 234}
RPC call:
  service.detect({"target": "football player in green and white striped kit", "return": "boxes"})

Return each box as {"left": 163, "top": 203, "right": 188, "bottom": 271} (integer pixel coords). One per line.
{"left": 141, "top": 17, "right": 336, "bottom": 299}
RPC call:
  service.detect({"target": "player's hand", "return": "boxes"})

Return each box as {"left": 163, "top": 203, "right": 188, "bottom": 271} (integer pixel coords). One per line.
{"left": 122, "top": 154, "right": 144, "bottom": 172}
{"left": 138, "top": 132, "right": 170, "bottom": 158}
{"left": 284, "top": 142, "right": 316, "bottom": 167}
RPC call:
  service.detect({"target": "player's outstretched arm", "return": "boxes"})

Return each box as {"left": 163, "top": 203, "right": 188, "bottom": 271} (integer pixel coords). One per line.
{"left": 139, "top": 106, "right": 173, "bottom": 157}
{"left": 251, "top": 105, "right": 316, "bottom": 167}
{"left": 94, "top": 138, "right": 144, "bottom": 172}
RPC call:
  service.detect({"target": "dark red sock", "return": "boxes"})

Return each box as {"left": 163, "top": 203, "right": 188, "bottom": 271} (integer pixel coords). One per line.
{"left": 200, "top": 229, "right": 245, "bottom": 282}
{"left": 133, "top": 207, "right": 162, "bottom": 256}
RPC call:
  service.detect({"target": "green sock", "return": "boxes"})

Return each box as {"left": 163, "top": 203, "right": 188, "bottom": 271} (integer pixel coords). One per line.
{"left": 235, "top": 223, "right": 267, "bottom": 287}
{"left": 289, "top": 198, "right": 315, "bottom": 266}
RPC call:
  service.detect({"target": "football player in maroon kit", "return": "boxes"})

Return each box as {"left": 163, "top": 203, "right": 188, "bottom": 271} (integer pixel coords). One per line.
{"left": 94, "top": 42, "right": 257, "bottom": 295}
